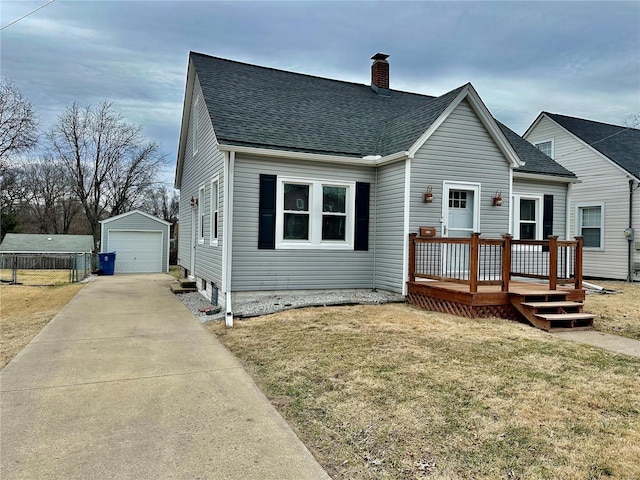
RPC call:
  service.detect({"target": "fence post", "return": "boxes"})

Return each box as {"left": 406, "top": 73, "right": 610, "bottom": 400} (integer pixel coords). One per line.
{"left": 501, "top": 234, "right": 512, "bottom": 292}
{"left": 11, "top": 254, "right": 17, "bottom": 284}
{"left": 574, "top": 236, "right": 583, "bottom": 289}
{"left": 469, "top": 232, "right": 480, "bottom": 293}
{"left": 548, "top": 235, "right": 558, "bottom": 290}
{"left": 409, "top": 233, "right": 417, "bottom": 283}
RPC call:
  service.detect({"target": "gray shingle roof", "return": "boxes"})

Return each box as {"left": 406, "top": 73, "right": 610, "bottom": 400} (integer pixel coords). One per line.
{"left": 190, "top": 52, "right": 574, "bottom": 177}
{"left": 546, "top": 113, "right": 640, "bottom": 178}
{"left": 497, "top": 121, "right": 575, "bottom": 177}
{"left": 0, "top": 234, "right": 94, "bottom": 253}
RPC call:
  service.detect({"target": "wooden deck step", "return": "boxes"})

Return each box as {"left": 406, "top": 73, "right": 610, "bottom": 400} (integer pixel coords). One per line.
{"left": 178, "top": 278, "right": 197, "bottom": 288}
{"left": 534, "top": 313, "right": 595, "bottom": 321}
{"left": 521, "top": 301, "right": 583, "bottom": 309}
{"left": 510, "top": 289, "right": 569, "bottom": 296}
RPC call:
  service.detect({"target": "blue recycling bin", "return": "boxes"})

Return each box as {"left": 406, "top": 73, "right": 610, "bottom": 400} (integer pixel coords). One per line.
{"left": 99, "top": 252, "right": 116, "bottom": 275}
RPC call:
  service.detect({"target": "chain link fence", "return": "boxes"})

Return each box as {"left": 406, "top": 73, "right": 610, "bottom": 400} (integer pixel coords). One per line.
{"left": 0, "top": 253, "right": 95, "bottom": 286}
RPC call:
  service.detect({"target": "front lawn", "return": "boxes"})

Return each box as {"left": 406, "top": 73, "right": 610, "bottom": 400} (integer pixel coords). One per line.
{"left": 210, "top": 304, "right": 640, "bottom": 480}
{"left": 585, "top": 281, "right": 640, "bottom": 339}
{"left": 0, "top": 284, "right": 84, "bottom": 368}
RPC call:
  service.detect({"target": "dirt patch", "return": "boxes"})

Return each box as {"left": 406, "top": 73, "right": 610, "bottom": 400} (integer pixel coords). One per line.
{"left": 584, "top": 281, "right": 640, "bottom": 339}
{"left": 210, "top": 304, "right": 640, "bottom": 480}
{"left": 0, "top": 284, "right": 84, "bottom": 368}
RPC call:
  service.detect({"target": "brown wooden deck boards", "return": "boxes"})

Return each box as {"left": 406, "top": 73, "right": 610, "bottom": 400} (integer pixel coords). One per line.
{"left": 406, "top": 280, "right": 587, "bottom": 323}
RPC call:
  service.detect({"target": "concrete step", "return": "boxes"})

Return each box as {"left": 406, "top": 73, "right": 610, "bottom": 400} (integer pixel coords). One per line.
{"left": 178, "top": 278, "right": 197, "bottom": 289}
{"left": 170, "top": 283, "right": 197, "bottom": 294}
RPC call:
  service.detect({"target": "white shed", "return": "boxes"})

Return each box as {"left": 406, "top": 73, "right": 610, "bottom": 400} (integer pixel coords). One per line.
{"left": 100, "top": 210, "right": 170, "bottom": 273}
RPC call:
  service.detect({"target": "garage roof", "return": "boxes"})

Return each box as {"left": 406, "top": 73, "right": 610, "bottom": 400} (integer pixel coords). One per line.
{"left": 0, "top": 234, "right": 94, "bottom": 253}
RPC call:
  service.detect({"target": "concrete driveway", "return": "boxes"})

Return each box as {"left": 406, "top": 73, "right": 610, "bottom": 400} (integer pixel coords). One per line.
{"left": 0, "top": 274, "right": 330, "bottom": 480}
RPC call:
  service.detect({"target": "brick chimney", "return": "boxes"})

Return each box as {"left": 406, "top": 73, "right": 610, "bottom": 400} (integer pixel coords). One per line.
{"left": 371, "top": 53, "right": 390, "bottom": 95}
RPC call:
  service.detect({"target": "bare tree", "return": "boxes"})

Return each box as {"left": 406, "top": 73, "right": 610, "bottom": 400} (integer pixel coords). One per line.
{"left": 625, "top": 112, "right": 640, "bottom": 129}
{"left": 139, "top": 186, "right": 179, "bottom": 224}
{"left": 0, "top": 78, "right": 38, "bottom": 170}
{"left": 47, "top": 101, "right": 165, "bottom": 248}
{"left": 0, "top": 79, "right": 38, "bottom": 239}
{"left": 21, "top": 156, "right": 81, "bottom": 233}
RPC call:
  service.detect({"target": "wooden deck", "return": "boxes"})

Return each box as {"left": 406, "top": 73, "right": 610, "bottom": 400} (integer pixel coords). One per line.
{"left": 407, "top": 279, "right": 593, "bottom": 331}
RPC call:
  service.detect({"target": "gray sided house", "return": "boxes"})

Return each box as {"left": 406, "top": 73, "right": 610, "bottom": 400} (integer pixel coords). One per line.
{"left": 174, "top": 52, "right": 577, "bottom": 323}
{"left": 100, "top": 210, "right": 170, "bottom": 274}
{"left": 525, "top": 113, "right": 640, "bottom": 281}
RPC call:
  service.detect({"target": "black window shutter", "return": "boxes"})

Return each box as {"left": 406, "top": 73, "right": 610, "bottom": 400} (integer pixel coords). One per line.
{"left": 258, "top": 174, "right": 276, "bottom": 249}
{"left": 354, "top": 182, "right": 370, "bottom": 251}
{"left": 542, "top": 194, "right": 553, "bottom": 252}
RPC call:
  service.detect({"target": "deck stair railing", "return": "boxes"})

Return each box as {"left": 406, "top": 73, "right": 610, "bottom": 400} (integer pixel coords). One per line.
{"left": 409, "top": 233, "right": 583, "bottom": 293}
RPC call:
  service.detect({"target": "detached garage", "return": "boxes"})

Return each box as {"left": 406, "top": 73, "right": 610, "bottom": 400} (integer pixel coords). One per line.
{"left": 100, "top": 210, "right": 170, "bottom": 273}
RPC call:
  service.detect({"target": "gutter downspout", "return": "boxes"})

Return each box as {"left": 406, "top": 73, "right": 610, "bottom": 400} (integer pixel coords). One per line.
{"left": 565, "top": 182, "right": 573, "bottom": 279}
{"left": 628, "top": 179, "right": 634, "bottom": 283}
{"left": 401, "top": 154, "right": 412, "bottom": 296}
{"left": 225, "top": 151, "right": 236, "bottom": 326}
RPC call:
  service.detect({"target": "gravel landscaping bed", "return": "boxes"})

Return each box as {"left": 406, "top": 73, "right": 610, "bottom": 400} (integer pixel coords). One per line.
{"left": 177, "top": 289, "right": 405, "bottom": 324}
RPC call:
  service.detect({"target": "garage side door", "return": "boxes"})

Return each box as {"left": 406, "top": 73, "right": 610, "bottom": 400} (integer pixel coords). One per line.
{"left": 108, "top": 231, "right": 163, "bottom": 273}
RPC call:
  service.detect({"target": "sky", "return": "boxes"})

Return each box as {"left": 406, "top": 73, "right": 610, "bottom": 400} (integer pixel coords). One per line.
{"left": 1, "top": 0, "right": 639, "bottom": 185}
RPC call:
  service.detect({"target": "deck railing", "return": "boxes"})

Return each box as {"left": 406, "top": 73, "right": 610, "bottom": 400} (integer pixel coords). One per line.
{"left": 409, "top": 233, "right": 583, "bottom": 292}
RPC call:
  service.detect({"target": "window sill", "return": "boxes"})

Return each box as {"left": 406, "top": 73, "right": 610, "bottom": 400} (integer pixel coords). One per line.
{"left": 209, "top": 239, "right": 219, "bottom": 247}
{"left": 276, "top": 242, "right": 354, "bottom": 250}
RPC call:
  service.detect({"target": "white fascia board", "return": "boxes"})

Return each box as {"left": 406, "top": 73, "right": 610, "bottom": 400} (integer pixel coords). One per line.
{"left": 541, "top": 116, "right": 640, "bottom": 182}
{"left": 218, "top": 144, "right": 372, "bottom": 166}
{"left": 377, "top": 150, "right": 410, "bottom": 166}
{"left": 513, "top": 171, "right": 580, "bottom": 184}
{"left": 463, "top": 85, "right": 523, "bottom": 168}
{"left": 99, "top": 209, "right": 171, "bottom": 226}
{"left": 175, "top": 60, "right": 196, "bottom": 189}
{"left": 522, "top": 112, "right": 547, "bottom": 139}
{"left": 406, "top": 86, "right": 470, "bottom": 158}
{"left": 406, "top": 84, "right": 523, "bottom": 168}
{"left": 220, "top": 144, "right": 410, "bottom": 167}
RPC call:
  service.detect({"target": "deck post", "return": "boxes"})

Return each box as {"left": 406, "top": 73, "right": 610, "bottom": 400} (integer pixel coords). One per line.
{"left": 409, "top": 233, "right": 417, "bottom": 283}
{"left": 574, "top": 236, "right": 583, "bottom": 289}
{"left": 548, "top": 235, "right": 558, "bottom": 290}
{"left": 501, "top": 234, "right": 512, "bottom": 292}
{"left": 469, "top": 232, "right": 480, "bottom": 293}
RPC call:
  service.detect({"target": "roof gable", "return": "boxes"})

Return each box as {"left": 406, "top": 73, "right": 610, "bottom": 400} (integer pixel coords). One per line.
{"left": 100, "top": 209, "right": 170, "bottom": 226}
{"left": 544, "top": 113, "right": 640, "bottom": 179}
{"left": 0, "top": 234, "right": 94, "bottom": 253}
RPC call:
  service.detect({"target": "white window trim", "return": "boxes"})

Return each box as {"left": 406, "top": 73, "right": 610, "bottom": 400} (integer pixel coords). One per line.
{"left": 512, "top": 194, "right": 543, "bottom": 241}
{"left": 197, "top": 185, "right": 205, "bottom": 244}
{"left": 275, "top": 176, "right": 355, "bottom": 250}
{"left": 192, "top": 97, "right": 199, "bottom": 155}
{"left": 576, "top": 202, "right": 605, "bottom": 251}
{"left": 533, "top": 138, "right": 554, "bottom": 159}
{"left": 210, "top": 175, "right": 219, "bottom": 246}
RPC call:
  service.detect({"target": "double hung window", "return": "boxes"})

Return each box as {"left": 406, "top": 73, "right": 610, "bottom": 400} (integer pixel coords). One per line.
{"left": 534, "top": 139, "right": 554, "bottom": 159}
{"left": 210, "top": 177, "right": 219, "bottom": 246}
{"left": 577, "top": 204, "right": 603, "bottom": 249}
{"left": 277, "top": 178, "right": 354, "bottom": 249}
{"left": 513, "top": 195, "right": 542, "bottom": 240}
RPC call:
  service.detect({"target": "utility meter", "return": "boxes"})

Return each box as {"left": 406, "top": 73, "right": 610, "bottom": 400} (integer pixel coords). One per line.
{"left": 624, "top": 228, "right": 635, "bottom": 241}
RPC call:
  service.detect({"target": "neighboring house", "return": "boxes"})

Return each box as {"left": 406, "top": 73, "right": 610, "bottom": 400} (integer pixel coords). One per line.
{"left": 0, "top": 233, "right": 94, "bottom": 254}
{"left": 0, "top": 233, "right": 94, "bottom": 280}
{"left": 100, "top": 210, "right": 171, "bottom": 274}
{"left": 174, "top": 52, "right": 577, "bottom": 324}
{"left": 524, "top": 113, "right": 640, "bottom": 281}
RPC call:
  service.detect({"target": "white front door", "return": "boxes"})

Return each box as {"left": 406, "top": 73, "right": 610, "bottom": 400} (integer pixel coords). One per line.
{"left": 442, "top": 182, "right": 480, "bottom": 276}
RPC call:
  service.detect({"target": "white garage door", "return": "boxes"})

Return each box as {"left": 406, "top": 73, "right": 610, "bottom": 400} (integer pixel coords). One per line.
{"left": 108, "top": 231, "right": 163, "bottom": 273}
